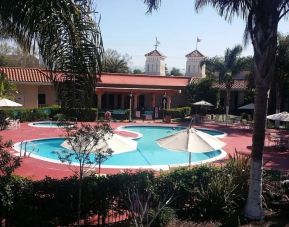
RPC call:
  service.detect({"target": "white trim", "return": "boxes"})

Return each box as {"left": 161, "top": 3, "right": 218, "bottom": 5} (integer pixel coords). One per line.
{"left": 12, "top": 126, "right": 228, "bottom": 170}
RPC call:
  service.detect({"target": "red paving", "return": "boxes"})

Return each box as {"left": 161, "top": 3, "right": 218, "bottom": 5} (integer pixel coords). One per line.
{"left": 1, "top": 121, "right": 289, "bottom": 180}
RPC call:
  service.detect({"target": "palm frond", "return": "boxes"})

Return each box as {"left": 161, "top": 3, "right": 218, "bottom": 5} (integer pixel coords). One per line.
{"left": 143, "top": 0, "right": 162, "bottom": 13}
{"left": 195, "top": 0, "right": 250, "bottom": 22}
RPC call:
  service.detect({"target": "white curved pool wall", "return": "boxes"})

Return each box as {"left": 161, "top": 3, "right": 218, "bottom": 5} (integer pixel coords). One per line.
{"left": 13, "top": 125, "right": 228, "bottom": 170}
{"left": 28, "top": 121, "right": 74, "bottom": 128}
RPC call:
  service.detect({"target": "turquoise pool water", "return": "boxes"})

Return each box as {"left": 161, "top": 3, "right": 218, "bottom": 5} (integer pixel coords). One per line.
{"left": 15, "top": 126, "right": 225, "bottom": 168}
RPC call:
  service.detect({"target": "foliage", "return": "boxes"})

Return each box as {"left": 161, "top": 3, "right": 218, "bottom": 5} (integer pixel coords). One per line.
{"left": 0, "top": 160, "right": 288, "bottom": 225}
{"left": 133, "top": 69, "right": 143, "bottom": 74}
{"left": 0, "top": 110, "right": 9, "bottom": 130}
{"left": 54, "top": 122, "right": 113, "bottom": 225}
{"left": 186, "top": 78, "right": 218, "bottom": 106}
{"left": 0, "top": 137, "right": 20, "bottom": 177}
{"left": 1, "top": 0, "right": 103, "bottom": 109}
{"left": 0, "top": 42, "right": 41, "bottom": 67}
{"left": 204, "top": 45, "right": 249, "bottom": 116}
{"left": 170, "top": 67, "right": 183, "bottom": 76}
{"left": 1, "top": 106, "right": 99, "bottom": 122}
{"left": 164, "top": 106, "right": 191, "bottom": 118}
{"left": 0, "top": 72, "right": 17, "bottom": 99}
{"left": 272, "top": 33, "right": 289, "bottom": 112}
{"left": 103, "top": 49, "right": 131, "bottom": 73}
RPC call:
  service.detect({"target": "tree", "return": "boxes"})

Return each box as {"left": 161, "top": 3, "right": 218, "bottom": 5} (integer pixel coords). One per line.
{"left": 204, "top": 45, "right": 247, "bottom": 117}
{"left": 0, "top": 137, "right": 20, "bottom": 177}
{"left": 274, "top": 34, "right": 289, "bottom": 117}
{"left": 0, "top": 0, "right": 103, "bottom": 109}
{"left": 0, "top": 72, "right": 17, "bottom": 99}
{"left": 186, "top": 78, "right": 218, "bottom": 107}
{"left": 54, "top": 123, "right": 113, "bottom": 225}
{"left": 170, "top": 67, "right": 183, "bottom": 76}
{"left": 0, "top": 42, "right": 41, "bottom": 68}
{"left": 133, "top": 69, "right": 143, "bottom": 74}
{"left": 103, "top": 49, "right": 131, "bottom": 73}
{"left": 144, "top": 0, "right": 289, "bottom": 220}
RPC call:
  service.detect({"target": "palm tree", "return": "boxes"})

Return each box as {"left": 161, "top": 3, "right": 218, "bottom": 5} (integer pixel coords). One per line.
{"left": 144, "top": 0, "right": 289, "bottom": 220}
{"left": 0, "top": 0, "right": 103, "bottom": 109}
{"left": 204, "top": 45, "right": 245, "bottom": 117}
{"left": 274, "top": 34, "right": 289, "bottom": 126}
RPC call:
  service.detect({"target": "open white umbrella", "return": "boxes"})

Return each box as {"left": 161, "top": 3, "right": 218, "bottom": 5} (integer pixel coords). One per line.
{"left": 266, "top": 112, "right": 289, "bottom": 122}
{"left": 238, "top": 103, "right": 254, "bottom": 110}
{"left": 0, "top": 98, "right": 22, "bottom": 107}
{"left": 61, "top": 134, "right": 137, "bottom": 154}
{"left": 192, "top": 100, "right": 214, "bottom": 107}
{"left": 157, "top": 128, "right": 225, "bottom": 166}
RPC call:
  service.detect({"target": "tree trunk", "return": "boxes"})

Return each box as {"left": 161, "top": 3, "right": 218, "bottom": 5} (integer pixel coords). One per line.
{"left": 77, "top": 166, "right": 83, "bottom": 226}
{"left": 275, "top": 85, "right": 281, "bottom": 128}
{"left": 244, "top": 2, "right": 278, "bottom": 219}
{"left": 244, "top": 86, "right": 269, "bottom": 219}
{"left": 225, "top": 88, "right": 230, "bottom": 117}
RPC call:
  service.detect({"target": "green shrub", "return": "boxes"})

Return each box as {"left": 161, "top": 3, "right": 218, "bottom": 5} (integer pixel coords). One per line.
{"left": 0, "top": 110, "right": 9, "bottom": 130}
{"left": 150, "top": 207, "right": 176, "bottom": 227}
{"left": 62, "top": 108, "right": 98, "bottom": 121}
{"left": 164, "top": 107, "right": 191, "bottom": 118}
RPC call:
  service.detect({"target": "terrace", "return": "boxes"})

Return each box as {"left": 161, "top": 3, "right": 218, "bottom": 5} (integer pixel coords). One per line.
{"left": 1, "top": 120, "right": 288, "bottom": 180}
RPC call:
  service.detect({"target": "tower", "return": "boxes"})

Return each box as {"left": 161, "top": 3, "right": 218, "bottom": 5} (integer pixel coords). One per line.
{"left": 185, "top": 50, "right": 206, "bottom": 78}
{"left": 144, "top": 38, "right": 166, "bottom": 76}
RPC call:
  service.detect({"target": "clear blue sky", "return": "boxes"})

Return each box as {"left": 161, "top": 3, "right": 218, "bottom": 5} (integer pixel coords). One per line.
{"left": 96, "top": 0, "right": 289, "bottom": 71}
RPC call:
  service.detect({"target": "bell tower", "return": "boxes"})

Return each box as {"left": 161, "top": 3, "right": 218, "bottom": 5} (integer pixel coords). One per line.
{"left": 185, "top": 50, "right": 206, "bottom": 78}
{"left": 145, "top": 38, "right": 166, "bottom": 76}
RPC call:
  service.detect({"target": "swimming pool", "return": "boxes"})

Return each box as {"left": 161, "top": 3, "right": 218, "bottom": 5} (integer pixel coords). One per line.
{"left": 28, "top": 121, "right": 74, "bottom": 128}
{"left": 14, "top": 125, "right": 227, "bottom": 169}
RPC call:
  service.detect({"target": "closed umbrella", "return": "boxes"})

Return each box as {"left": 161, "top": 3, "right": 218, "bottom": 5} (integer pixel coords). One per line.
{"left": 0, "top": 98, "right": 22, "bottom": 107}
{"left": 61, "top": 134, "right": 137, "bottom": 154}
{"left": 157, "top": 128, "right": 225, "bottom": 166}
{"left": 192, "top": 100, "right": 214, "bottom": 107}
{"left": 266, "top": 112, "right": 289, "bottom": 122}
{"left": 238, "top": 103, "right": 254, "bottom": 110}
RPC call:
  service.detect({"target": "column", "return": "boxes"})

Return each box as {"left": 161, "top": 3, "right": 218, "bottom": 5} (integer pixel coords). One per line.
{"left": 113, "top": 94, "right": 118, "bottom": 109}
{"left": 97, "top": 93, "right": 102, "bottom": 109}
{"left": 151, "top": 94, "right": 156, "bottom": 108}
{"left": 121, "top": 94, "right": 125, "bottom": 109}
{"left": 167, "top": 96, "right": 171, "bottom": 109}
{"left": 133, "top": 94, "right": 138, "bottom": 110}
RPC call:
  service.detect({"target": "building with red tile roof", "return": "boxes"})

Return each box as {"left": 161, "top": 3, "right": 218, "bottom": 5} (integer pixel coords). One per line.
{"left": 0, "top": 66, "right": 248, "bottom": 113}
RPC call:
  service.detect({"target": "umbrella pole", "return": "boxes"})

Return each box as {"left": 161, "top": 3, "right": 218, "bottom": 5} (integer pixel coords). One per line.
{"left": 189, "top": 152, "right": 191, "bottom": 167}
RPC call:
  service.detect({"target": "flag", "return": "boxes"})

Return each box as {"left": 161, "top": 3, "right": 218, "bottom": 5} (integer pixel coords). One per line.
{"left": 197, "top": 37, "right": 201, "bottom": 42}
{"left": 156, "top": 37, "right": 160, "bottom": 45}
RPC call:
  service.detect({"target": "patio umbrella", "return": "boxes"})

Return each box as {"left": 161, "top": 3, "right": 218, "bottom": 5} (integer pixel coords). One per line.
{"left": 266, "top": 112, "right": 289, "bottom": 122}
{"left": 192, "top": 100, "right": 214, "bottom": 107}
{"left": 238, "top": 103, "right": 254, "bottom": 110}
{"left": 157, "top": 128, "right": 225, "bottom": 166}
{"left": 0, "top": 98, "right": 22, "bottom": 107}
{"left": 61, "top": 134, "right": 137, "bottom": 154}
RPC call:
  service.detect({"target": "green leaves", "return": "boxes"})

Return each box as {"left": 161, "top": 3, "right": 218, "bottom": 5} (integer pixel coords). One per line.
{"left": 0, "top": 0, "right": 104, "bottom": 108}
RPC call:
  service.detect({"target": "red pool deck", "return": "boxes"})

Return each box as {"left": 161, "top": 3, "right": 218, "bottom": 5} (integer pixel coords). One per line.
{"left": 0, "top": 121, "right": 288, "bottom": 180}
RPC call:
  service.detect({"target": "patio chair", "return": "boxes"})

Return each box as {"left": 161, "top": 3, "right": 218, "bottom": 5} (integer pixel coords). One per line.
{"left": 267, "top": 133, "right": 280, "bottom": 147}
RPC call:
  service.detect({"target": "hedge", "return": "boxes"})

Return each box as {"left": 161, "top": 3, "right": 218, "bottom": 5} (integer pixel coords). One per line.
{"left": 0, "top": 156, "right": 265, "bottom": 226}
{"left": 0, "top": 106, "right": 98, "bottom": 122}
{"left": 164, "top": 107, "right": 191, "bottom": 118}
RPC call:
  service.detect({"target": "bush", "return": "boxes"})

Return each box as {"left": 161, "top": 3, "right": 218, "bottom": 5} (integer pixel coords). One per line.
{"left": 62, "top": 108, "right": 98, "bottom": 121}
{"left": 164, "top": 107, "right": 191, "bottom": 118}
{"left": 0, "top": 110, "right": 9, "bottom": 130}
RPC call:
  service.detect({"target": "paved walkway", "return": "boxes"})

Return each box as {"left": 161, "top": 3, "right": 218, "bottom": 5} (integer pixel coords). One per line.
{"left": 0, "top": 121, "right": 288, "bottom": 180}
